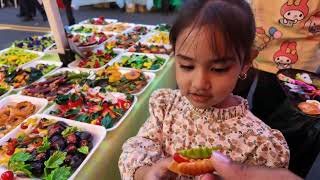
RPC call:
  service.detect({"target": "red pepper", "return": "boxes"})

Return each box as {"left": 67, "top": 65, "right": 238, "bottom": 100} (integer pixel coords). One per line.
{"left": 67, "top": 98, "right": 83, "bottom": 108}
{"left": 94, "top": 60, "right": 100, "bottom": 68}
{"left": 173, "top": 153, "right": 190, "bottom": 163}
{"left": 1, "top": 171, "right": 14, "bottom": 180}
{"left": 32, "top": 128, "right": 39, "bottom": 134}
{"left": 96, "top": 50, "right": 103, "bottom": 55}
{"left": 58, "top": 105, "right": 69, "bottom": 113}
{"left": 20, "top": 122, "right": 28, "bottom": 129}
{"left": 117, "top": 99, "right": 128, "bottom": 109}
{"left": 6, "top": 139, "right": 17, "bottom": 156}
{"left": 88, "top": 105, "right": 103, "bottom": 113}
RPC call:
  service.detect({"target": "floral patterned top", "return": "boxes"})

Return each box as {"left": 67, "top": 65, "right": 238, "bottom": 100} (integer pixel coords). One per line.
{"left": 118, "top": 89, "right": 290, "bottom": 180}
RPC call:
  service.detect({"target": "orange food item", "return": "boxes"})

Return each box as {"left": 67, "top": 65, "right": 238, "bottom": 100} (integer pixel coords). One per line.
{"left": 298, "top": 101, "right": 320, "bottom": 115}
{"left": 168, "top": 159, "right": 215, "bottom": 176}
{"left": 124, "top": 70, "right": 141, "bottom": 80}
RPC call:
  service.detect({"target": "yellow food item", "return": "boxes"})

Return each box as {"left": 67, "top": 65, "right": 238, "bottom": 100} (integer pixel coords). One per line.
{"left": 147, "top": 32, "right": 169, "bottom": 44}
{"left": 0, "top": 48, "right": 39, "bottom": 66}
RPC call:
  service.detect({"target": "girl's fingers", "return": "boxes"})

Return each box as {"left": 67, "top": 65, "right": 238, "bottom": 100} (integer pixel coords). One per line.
{"left": 199, "top": 173, "right": 217, "bottom": 180}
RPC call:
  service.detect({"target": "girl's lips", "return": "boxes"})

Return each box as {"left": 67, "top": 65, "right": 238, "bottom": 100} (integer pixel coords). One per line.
{"left": 189, "top": 93, "right": 212, "bottom": 103}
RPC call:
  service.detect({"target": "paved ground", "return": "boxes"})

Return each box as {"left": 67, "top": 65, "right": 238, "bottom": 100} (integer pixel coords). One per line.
{"left": 0, "top": 4, "right": 177, "bottom": 49}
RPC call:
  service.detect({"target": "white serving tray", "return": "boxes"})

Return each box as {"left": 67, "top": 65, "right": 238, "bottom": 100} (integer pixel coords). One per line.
{"left": 67, "top": 46, "right": 122, "bottom": 71}
{"left": 0, "top": 48, "right": 44, "bottom": 68}
{"left": 11, "top": 34, "right": 56, "bottom": 53}
{"left": 66, "top": 24, "right": 102, "bottom": 36}
{"left": 127, "top": 43, "right": 173, "bottom": 56}
{"left": 93, "top": 68, "right": 155, "bottom": 96}
{"left": 79, "top": 18, "right": 118, "bottom": 26}
{"left": 102, "top": 23, "right": 135, "bottom": 34}
{"left": 0, "top": 114, "right": 107, "bottom": 180}
{"left": 43, "top": 67, "right": 95, "bottom": 80}
{"left": 67, "top": 32, "right": 116, "bottom": 53}
{"left": 139, "top": 31, "right": 170, "bottom": 46}
{"left": 0, "top": 94, "right": 48, "bottom": 114}
{"left": 122, "top": 24, "right": 156, "bottom": 35}
{"left": 44, "top": 91, "right": 137, "bottom": 132}
{"left": 109, "top": 52, "right": 170, "bottom": 73}
{"left": 0, "top": 94, "right": 48, "bottom": 139}
{"left": 11, "top": 60, "right": 63, "bottom": 91}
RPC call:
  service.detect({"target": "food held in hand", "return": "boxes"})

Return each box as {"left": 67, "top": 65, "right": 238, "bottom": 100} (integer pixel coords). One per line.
{"left": 105, "top": 33, "right": 140, "bottom": 50}
{"left": 77, "top": 48, "right": 117, "bottom": 69}
{"left": 128, "top": 43, "right": 172, "bottom": 55}
{"left": 0, "top": 101, "right": 36, "bottom": 138}
{"left": 5, "top": 64, "right": 57, "bottom": 89}
{"left": 147, "top": 32, "right": 169, "bottom": 44}
{"left": 298, "top": 100, "right": 320, "bottom": 115}
{"left": 0, "top": 117, "right": 94, "bottom": 180}
{"left": 103, "top": 23, "right": 132, "bottom": 33}
{"left": 13, "top": 35, "right": 55, "bottom": 52}
{"left": 68, "top": 32, "right": 112, "bottom": 47}
{"left": 0, "top": 48, "right": 39, "bottom": 66}
{"left": 89, "top": 66, "right": 149, "bottom": 94}
{"left": 168, "top": 147, "right": 219, "bottom": 176}
{"left": 116, "top": 54, "right": 166, "bottom": 70}
{"left": 49, "top": 87, "right": 134, "bottom": 129}
{"left": 22, "top": 71, "right": 90, "bottom": 101}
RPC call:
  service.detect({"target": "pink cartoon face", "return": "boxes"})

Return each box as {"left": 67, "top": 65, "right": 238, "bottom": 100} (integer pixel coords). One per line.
{"left": 273, "top": 41, "right": 298, "bottom": 69}
{"left": 279, "top": 0, "right": 309, "bottom": 27}
{"left": 283, "top": 10, "right": 305, "bottom": 23}
{"left": 274, "top": 56, "right": 294, "bottom": 69}
{"left": 305, "top": 12, "right": 320, "bottom": 34}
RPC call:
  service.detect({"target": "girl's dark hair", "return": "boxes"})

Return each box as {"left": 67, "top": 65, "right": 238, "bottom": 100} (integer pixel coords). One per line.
{"left": 170, "top": 0, "right": 256, "bottom": 65}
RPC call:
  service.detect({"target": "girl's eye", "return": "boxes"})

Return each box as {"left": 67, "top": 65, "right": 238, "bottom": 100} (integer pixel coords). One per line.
{"left": 211, "top": 67, "right": 230, "bottom": 73}
{"left": 180, "top": 65, "right": 194, "bottom": 71}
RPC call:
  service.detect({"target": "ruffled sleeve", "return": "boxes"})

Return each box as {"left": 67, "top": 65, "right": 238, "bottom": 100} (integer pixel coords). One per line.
{"left": 118, "top": 89, "right": 175, "bottom": 180}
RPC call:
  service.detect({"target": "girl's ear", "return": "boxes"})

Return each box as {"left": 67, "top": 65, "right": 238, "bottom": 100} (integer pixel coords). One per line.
{"left": 241, "top": 48, "right": 259, "bottom": 74}
{"left": 249, "top": 48, "right": 259, "bottom": 63}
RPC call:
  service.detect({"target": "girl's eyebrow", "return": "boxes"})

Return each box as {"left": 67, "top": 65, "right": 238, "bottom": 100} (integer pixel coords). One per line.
{"left": 176, "top": 54, "right": 194, "bottom": 61}
{"left": 211, "top": 57, "right": 235, "bottom": 65}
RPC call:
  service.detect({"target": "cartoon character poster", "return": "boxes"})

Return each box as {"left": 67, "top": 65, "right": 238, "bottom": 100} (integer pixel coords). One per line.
{"left": 304, "top": 11, "right": 320, "bottom": 34}
{"left": 254, "top": 27, "right": 282, "bottom": 51}
{"left": 279, "top": 0, "right": 310, "bottom": 27}
{"left": 273, "top": 41, "right": 299, "bottom": 69}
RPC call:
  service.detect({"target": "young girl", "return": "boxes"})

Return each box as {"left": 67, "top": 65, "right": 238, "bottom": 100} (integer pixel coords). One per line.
{"left": 119, "top": 0, "right": 290, "bottom": 179}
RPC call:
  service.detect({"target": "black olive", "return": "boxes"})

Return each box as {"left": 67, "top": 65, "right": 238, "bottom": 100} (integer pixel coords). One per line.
{"left": 51, "top": 138, "right": 66, "bottom": 151}
{"left": 65, "top": 144, "right": 77, "bottom": 154}
{"left": 64, "top": 154, "right": 72, "bottom": 165}
{"left": 88, "top": 141, "right": 93, "bottom": 150}
{"left": 75, "top": 132, "right": 81, "bottom": 137}
{"left": 48, "top": 149, "right": 56, "bottom": 156}
{"left": 70, "top": 154, "right": 84, "bottom": 170}
{"left": 48, "top": 125, "right": 64, "bottom": 137}
{"left": 56, "top": 121, "right": 68, "bottom": 128}
{"left": 30, "top": 161, "right": 45, "bottom": 177}
{"left": 66, "top": 134, "right": 77, "bottom": 144}
{"left": 35, "top": 152, "right": 47, "bottom": 162}
{"left": 50, "top": 134, "right": 63, "bottom": 143}
{"left": 79, "top": 132, "right": 92, "bottom": 141}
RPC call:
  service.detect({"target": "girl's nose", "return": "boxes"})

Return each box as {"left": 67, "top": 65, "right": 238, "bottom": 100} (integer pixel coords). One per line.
{"left": 192, "top": 70, "right": 211, "bottom": 91}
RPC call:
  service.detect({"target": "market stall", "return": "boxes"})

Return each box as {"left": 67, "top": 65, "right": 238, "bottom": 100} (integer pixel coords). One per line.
{"left": 0, "top": 15, "right": 176, "bottom": 179}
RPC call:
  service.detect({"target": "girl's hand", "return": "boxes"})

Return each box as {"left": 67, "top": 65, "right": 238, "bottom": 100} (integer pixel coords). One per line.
{"left": 199, "top": 152, "right": 302, "bottom": 180}
{"left": 144, "top": 157, "right": 177, "bottom": 180}
{"left": 135, "top": 157, "right": 177, "bottom": 180}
